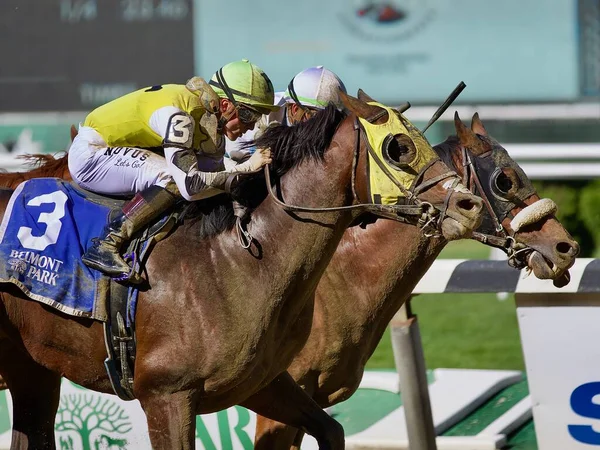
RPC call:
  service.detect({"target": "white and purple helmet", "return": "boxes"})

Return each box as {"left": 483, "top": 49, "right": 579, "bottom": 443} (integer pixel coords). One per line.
{"left": 285, "top": 66, "right": 347, "bottom": 111}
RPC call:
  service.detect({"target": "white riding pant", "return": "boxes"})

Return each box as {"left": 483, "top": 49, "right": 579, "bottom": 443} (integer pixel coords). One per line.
{"left": 68, "top": 126, "right": 172, "bottom": 196}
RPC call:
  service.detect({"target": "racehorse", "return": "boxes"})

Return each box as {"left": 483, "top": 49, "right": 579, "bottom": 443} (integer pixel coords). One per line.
{"left": 252, "top": 104, "right": 579, "bottom": 448}
{"left": 0, "top": 93, "right": 484, "bottom": 449}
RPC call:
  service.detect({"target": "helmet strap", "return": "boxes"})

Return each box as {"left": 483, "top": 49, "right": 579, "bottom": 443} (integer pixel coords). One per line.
{"left": 287, "top": 78, "right": 307, "bottom": 111}
{"left": 215, "top": 69, "right": 239, "bottom": 108}
{"left": 217, "top": 102, "right": 238, "bottom": 132}
{"left": 287, "top": 103, "right": 309, "bottom": 125}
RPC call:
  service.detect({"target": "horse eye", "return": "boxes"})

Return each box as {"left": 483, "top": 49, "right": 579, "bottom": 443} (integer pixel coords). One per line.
{"left": 384, "top": 134, "right": 416, "bottom": 168}
{"left": 494, "top": 171, "right": 513, "bottom": 194}
{"left": 387, "top": 140, "right": 409, "bottom": 161}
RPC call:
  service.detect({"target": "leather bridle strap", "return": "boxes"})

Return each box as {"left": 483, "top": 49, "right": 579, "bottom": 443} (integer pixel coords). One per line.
{"left": 463, "top": 148, "right": 505, "bottom": 233}
{"left": 263, "top": 124, "right": 427, "bottom": 223}
{"left": 461, "top": 147, "right": 528, "bottom": 268}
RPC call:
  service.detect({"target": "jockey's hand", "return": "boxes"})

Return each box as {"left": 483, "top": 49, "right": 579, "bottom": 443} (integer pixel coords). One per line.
{"left": 255, "top": 119, "right": 281, "bottom": 140}
{"left": 235, "top": 147, "right": 272, "bottom": 174}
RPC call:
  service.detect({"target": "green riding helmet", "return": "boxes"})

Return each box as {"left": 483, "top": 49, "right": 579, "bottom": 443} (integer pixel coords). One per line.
{"left": 209, "top": 59, "right": 280, "bottom": 116}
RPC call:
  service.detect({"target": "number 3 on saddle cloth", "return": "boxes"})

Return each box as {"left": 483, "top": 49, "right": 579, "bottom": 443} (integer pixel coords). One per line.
{"left": 0, "top": 178, "right": 176, "bottom": 400}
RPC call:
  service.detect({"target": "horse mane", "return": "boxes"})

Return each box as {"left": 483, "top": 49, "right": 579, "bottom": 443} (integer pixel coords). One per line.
{"left": 184, "top": 105, "right": 347, "bottom": 238}
{"left": 253, "top": 104, "right": 345, "bottom": 175}
{"left": 432, "top": 135, "right": 460, "bottom": 169}
{"left": 0, "top": 153, "right": 69, "bottom": 189}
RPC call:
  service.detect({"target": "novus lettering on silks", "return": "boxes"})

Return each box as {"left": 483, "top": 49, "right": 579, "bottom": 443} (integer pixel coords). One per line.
{"left": 103, "top": 147, "right": 149, "bottom": 161}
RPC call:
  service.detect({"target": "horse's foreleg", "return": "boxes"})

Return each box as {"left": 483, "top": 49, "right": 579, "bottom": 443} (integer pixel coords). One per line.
{"left": 242, "top": 371, "right": 344, "bottom": 450}
{"left": 255, "top": 415, "right": 300, "bottom": 449}
{"left": 138, "top": 389, "right": 196, "bottom": 450}
{"left": 0, "top": 342, "right": 61, "bottom": 450}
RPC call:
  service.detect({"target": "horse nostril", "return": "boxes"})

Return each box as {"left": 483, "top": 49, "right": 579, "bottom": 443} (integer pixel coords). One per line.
{"left": 556, "top": 241, "right": 579, "bottom": 256}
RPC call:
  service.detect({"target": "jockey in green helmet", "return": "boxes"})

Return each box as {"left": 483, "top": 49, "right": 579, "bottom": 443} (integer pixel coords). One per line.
{"left": 226, "top": 65, "right": 346, "bottom": 164}
{"left": 71, "top": 59, "right": 278, "bottom": 281}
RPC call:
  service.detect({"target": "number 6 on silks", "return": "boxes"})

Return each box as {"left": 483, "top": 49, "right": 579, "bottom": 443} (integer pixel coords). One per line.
{"left": 17, "top": 191, "right": 68, "bottom": 251}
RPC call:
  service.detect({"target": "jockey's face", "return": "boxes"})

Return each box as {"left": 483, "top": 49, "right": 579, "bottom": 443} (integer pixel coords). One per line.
{"left": 287, "top": 103, "right": 319, "bottom": 125}
{"left": 220, "top": 99, "right": 257, "bottom": 140}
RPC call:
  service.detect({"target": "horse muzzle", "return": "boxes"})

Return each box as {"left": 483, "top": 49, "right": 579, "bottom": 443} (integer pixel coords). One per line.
{"left": 439, "top": 190, "right": 484, "bottom": 240}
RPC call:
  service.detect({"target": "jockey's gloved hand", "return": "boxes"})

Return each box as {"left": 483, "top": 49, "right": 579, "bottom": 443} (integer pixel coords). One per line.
{"left": 254, "top": 119, "right": 281, "bottom": 140}
{"left": 233, "top": 147, "right": 272, "bottom": 174}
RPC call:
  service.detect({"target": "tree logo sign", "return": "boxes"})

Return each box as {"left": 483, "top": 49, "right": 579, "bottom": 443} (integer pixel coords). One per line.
{"left": 55, "top": 394, "right": 133, "bottom": 450}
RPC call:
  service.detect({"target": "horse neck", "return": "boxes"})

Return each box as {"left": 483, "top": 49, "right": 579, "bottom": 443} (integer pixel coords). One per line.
{"left": 316, "top": 140, "right": 466, "bottom": 333}
{"left": 180, "top": 123, "right": 358, "bottom": 320}
{"left": 315, "top": 219, "right": 446, "bottom": 343}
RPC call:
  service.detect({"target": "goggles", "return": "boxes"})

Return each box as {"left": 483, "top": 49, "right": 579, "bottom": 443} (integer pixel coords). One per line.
{"left": 212, "top": 68, "right": 268, "bottom": 125}
{"left": 236, "top": 104, "right": 264, "bottom": 125}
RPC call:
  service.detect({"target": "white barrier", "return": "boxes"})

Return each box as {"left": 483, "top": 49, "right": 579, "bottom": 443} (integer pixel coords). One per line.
{"left": 390, "top": 257, "right": 600, "bottom": 450}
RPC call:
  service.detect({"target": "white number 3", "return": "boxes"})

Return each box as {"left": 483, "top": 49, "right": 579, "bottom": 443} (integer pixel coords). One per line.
{"left": 165, "top": 113, "right": 193, "bottom": 148}
{"left": 17, "top": 191, "right": 68, "bottom": 251}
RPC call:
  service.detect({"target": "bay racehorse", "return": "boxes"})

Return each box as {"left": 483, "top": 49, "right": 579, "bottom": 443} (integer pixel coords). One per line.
{"left": 252, "top": 103, "right": 579, "bottom": 448}
{"left": 0, "top": 93, "right": 484, "bottom": 449}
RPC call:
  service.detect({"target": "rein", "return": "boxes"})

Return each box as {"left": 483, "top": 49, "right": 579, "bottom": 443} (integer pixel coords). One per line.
{"left": 263, "top": 117, "right": 459, "bottom": 235}
{"left": 459, "top": 146, "right": 531, "bottom": 269}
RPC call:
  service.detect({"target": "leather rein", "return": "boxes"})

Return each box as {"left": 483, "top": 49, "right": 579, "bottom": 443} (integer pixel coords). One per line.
{"left": 459, "top": 147, "right": 529, "bottom": 269}
{"left": 263, "top": 115, "right": 459, "bottom": 236}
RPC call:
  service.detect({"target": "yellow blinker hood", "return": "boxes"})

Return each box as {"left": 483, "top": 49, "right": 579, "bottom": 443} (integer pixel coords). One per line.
{"left": 359, "top": 103, "right": 438, "bottom": 205}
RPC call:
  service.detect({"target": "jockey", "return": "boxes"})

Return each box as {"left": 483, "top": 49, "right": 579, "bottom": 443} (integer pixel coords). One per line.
{"left": 225, "top": 66, "right": 346, "bottom": 164}
{"left": 67, "top": 59, "right": 279, "bottom": 280}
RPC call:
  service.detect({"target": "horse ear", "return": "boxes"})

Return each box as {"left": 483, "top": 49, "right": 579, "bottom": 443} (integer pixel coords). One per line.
{"left": 357, "top": 88, "right": 377, "bottom": 103}
{"left": 454, "top": 111, "right": 485, "bottom": 154}
{"left": 340, "top": 90, "right": 388, "bottom": 122}
{"left": 70, "top": 125, "right": 78, "bottom": 142}
{"left": 471, "top": 112, "right": 488, "bottom": 136}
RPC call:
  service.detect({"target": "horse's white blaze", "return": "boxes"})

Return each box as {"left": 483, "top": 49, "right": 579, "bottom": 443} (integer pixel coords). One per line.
{"left": 442, "top": 179, "right": 470, "bottom": 194}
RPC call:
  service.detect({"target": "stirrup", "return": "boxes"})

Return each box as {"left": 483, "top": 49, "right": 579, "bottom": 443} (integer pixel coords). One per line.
{"left": 112, "top": 252, "right": 143, "bottom": 285}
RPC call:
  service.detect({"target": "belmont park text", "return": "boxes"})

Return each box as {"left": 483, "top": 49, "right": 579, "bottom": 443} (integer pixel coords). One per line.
{"left": 8, "top": 250, "right": 64, "bottom": 286}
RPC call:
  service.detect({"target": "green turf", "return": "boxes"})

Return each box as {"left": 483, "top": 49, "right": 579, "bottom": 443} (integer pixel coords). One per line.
{"left": 506, "top": 421, "right": 538, "bottom": 449}
{"left": 366, "top": 292, "right": 525, "bottom": 370}
{"left": 438, "top": 239, "right": 493, "bottom": 259}
{"left": 366, "top": 240, "right": 525, "bottom": 371}
{"left": 443, "top": 377, "right": 529, "bottom": 436}
{"left": 331, "top": 389, "right": 401, "bottom": 435}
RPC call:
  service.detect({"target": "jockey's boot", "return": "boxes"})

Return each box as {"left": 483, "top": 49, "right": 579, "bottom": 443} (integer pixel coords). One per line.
{"left": 82, "top": 185, "right": 177, "bottom": 279}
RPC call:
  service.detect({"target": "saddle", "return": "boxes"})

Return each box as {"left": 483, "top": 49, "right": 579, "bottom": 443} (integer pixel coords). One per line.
{"left": 74, "top": 184, "right": 182, "bottom": 400}
{"left": 0, "top": 178, "right": 245, "bottom": 401}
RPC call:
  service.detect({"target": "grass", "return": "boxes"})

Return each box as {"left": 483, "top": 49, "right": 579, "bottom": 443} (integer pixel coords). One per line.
{"left": 365, "top": 239, "right": 526, "bottom": 371}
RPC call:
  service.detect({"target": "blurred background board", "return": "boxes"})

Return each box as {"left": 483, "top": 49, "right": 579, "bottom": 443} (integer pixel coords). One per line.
{"left": 0, "top": 0, "right": 194, "bottom": 112}
{"left": 195, "top": 0, "right": 589, "bottom": 104}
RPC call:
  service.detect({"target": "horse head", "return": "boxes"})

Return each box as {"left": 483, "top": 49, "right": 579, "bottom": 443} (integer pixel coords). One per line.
{"left": 346, "top": 89, "right": 484, "bottom": 240}
{"left": 445, "top": 113, "right": 579, "bottom": 286}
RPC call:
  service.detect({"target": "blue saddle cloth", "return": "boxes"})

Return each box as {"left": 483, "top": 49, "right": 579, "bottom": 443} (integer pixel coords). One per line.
{"left": 0, "top": 178, "right": 114, "bottom": 320}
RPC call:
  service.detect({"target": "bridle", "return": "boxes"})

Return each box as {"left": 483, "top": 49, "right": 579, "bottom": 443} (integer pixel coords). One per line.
{"left": 458, "top": 146, "right": 530, "bottom": 269}
{"left": 262, "top": 114, "right": 460, "bottom": 236}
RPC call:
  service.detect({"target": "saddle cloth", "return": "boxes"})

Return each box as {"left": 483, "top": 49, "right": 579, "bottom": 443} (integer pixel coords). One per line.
{"left": 0, "top": 178, "right": 121, "bottom": 321}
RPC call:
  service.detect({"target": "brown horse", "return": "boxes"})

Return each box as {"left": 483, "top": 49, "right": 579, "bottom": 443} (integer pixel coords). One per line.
{"left": 0, "top": 95, "right": 484, "bottom": 449}
{"left": 252, "top": 109, "right": 579, "bottom": 448}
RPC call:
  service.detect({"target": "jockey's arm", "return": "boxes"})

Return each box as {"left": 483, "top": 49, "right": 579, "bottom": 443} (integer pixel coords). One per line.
{"left": 150, "top": 107, "right": 270, "bottom": 201}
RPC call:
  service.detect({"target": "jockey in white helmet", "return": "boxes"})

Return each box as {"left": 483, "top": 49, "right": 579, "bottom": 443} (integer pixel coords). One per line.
{"left": 68, "top": 59, "right": 278, "bottom": 281}
{"left": 225, "top": 66, "right": 346, "bottom": 164}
